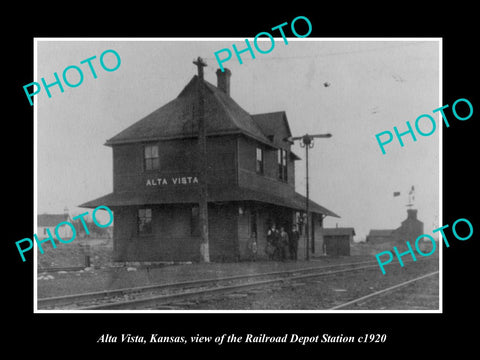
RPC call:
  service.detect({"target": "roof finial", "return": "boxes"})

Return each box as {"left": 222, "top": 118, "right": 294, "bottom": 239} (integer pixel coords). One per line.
{"left": 193, "top": 57, "right": 207, "bottom": 80}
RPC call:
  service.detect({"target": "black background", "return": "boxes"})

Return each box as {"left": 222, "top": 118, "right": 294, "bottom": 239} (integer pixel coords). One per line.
{"left": 6, "top": 5, "right": 477, "bottom": 356}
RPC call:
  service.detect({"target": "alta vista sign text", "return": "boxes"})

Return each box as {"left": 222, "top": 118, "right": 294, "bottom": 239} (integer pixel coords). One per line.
{"left": 146, "top": 176, "right": 199, "bottom": 186}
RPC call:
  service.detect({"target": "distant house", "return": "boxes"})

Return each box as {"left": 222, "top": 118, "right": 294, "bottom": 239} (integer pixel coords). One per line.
{"left": 366, "top": 209, "right": 424, "bottom": 244}
{"left": 393, "top": 209, "right": 424, "bottom": 242}
{"left": 37, "top": 213, "right": 73, "bottom": 240}
{"left": 366, "top": 229, "right": 394, "bottom": 244}
{"left": 321, "top": 227, "right": 355, "bottom": 256}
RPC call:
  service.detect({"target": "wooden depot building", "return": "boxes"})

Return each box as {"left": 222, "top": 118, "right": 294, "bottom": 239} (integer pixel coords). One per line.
{"left": 81, "top": 68, "right": 339, "bottom": 263}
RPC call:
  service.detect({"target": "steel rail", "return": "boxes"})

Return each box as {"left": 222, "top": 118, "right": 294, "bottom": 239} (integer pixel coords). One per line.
{"left": 38, "top": 266, "right": 89, "bottom": 273}
{"left": 38, "top": 260, "right": 380, "bottom": 309}
{"left": 80, "top": 263, "right": 383, "bottom": 310}
{"left": 328, "top": 270, "right": 439, "bottom": 310}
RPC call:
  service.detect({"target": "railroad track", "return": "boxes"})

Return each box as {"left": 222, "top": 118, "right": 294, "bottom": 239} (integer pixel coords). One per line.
{"left": 38, "top": 260, "right": 386, "bottom": 310}
{"left": 38, "top": 266, "right": 90, "bottom": 273}
{"left": 329, "top": 270, "right": 439, "bottom": 310}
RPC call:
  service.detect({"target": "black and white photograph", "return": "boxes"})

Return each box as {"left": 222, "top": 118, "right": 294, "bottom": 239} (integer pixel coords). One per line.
{"left": 6, "top": 8, "right": 478, "bottom": 354}
{"left": 34, "top": 39, "right": 440, "bottom": 312}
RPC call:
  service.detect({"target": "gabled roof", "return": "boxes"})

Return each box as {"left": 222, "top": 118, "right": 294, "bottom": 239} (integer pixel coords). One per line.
{"left": 105, "top": 76, "right": 273, "bottom": 147}
{"left": 38, "top": 214, "right": 69, "bottom": 227}
{"left": 322, "top": 227, "right": 356, "bottom": 236}
{"left": 252, "top": 111, "right": 301, "bottom": 160}
{"left": 251, "top": 111, "right": 292, "bottom": 144}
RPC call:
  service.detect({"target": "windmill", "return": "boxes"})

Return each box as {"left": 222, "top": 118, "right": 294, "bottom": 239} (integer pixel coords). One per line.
{"left": 393, "top": 185, "right": 416, "bottom": 208}
{"left": 407, "top": 185, "right": 415, "bottom": 208}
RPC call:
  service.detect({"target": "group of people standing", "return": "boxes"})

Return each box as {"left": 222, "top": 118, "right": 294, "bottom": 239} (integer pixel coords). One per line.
{"left": 265, "top": 224, "right": 300, "bottom": 261}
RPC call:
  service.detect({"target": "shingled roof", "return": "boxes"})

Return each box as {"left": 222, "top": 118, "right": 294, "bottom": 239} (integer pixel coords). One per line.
{"left": 105, "top": 76, "right": 273, "bottom": 147}
{"left": 80, "top": 185, "right": 340, "bottom": 218}
{"left": 252, "top": 111, "right": 291, "bottom": 142}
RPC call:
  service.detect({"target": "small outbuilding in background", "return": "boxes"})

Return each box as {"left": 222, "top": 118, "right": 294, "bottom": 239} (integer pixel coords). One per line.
{"left": 321, "top": 227, "right": 355, "bottom": 256}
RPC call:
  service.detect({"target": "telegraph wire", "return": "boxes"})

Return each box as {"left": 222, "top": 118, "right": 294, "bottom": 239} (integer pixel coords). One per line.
{"left": 201, "top": 41, "right": 432, "bottom": 64}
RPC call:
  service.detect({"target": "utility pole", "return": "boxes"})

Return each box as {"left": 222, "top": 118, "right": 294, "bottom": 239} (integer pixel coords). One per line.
{"left": 305, "top": 139, "right": 310, "bottom": 260}
{"left": 193, "top": 56, "right": 210, "bottom": 262}
{"left": 287, "top": 133, "right": 332, "bottom": 260}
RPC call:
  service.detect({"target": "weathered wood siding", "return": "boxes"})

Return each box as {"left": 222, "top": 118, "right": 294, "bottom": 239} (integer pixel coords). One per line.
{"left": 111, "top": 203, "right": 239, "bottom": 262}
{"left": 112, "top": 136, "right": 237, "bottom": 193}
{"left": 237, "top": 136, "right": 295, "bottom": 198}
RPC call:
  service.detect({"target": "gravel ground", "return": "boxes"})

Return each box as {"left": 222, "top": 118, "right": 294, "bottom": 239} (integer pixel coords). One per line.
{"left": 343, "top": 273, "right": 439, "bottom": 310}
{"left": 37, "top": 255, "right": 376, "bottom": 298}
{"left": 181, "top": 256, "right": 439, "bottom": 310}
{"left": 37, "top": 239, "right": 112, "bottom": 268}
{"left": 37, "top": 250, "right": 439, "bottom": 311}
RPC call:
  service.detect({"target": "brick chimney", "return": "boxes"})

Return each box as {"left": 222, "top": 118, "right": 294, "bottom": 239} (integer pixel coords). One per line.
{"left": 216, "top": 68, "right": 231, "bottom": 96}
{"left": 407, "top": 209, "right": 418, "bottom": 220}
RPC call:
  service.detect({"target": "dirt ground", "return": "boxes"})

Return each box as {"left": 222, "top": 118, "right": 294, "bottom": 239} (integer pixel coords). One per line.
{"left": 37, "top": 237, "right": 112, "bottom": 268}
{"left": 37, "top": 254, "right": 375, "bottom": 298}
{"left": 36, "top": 239, "right": 439, "bottom": 311}
{"left": 183, "top": 255, "right": 439, "bottom": 310}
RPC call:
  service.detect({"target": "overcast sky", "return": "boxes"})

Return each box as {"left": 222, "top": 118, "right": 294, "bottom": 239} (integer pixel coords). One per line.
{"left": 36, "top": 39, "right": 440, "bottom": 240}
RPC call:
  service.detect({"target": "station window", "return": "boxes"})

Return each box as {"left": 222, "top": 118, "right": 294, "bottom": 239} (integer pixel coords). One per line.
{"left": 137, "top": 208, "right": 152, "bottom": 235}
{"left": 256, "top": 147, "right": 264, "bottom": 174}
{"left": 144, "top": 144, "right": 160, "bottom": 171}
{"left": 277, "top": 149, "right": 288, "bottom": 181}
